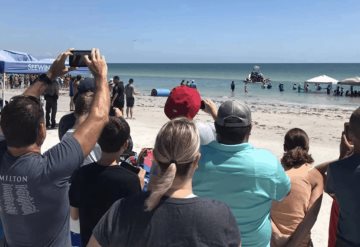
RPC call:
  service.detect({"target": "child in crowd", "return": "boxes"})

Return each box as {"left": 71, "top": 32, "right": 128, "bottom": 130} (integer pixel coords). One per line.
{"left": 69, "top": 116, "right": 144, "bottom": 246}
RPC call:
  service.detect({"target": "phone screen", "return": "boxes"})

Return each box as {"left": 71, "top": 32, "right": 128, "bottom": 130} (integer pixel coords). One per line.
{"left": 69, "top": 50, "right": 91, "bottom": 67}
{"left": 200, "top": 100, "right": 205, "bottom": 110}
{"left": 121, "top": 161, "right": 140, "bottom": 174}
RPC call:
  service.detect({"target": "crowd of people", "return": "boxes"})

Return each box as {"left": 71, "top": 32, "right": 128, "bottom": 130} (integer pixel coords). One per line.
{"left": 0, "top": 73, "right": 71, "bottom": 89}
{"left": 0, "top": 48, "right": 359, "bottom": 247}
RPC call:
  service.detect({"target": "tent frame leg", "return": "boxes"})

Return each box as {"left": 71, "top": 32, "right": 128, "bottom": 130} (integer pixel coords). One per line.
{"left": 1, "top": 72, "right": 5, "bottom": 109}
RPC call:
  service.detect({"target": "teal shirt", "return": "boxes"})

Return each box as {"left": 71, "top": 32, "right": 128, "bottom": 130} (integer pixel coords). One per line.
{"left": 193, "top": 142, "right": 290, "bottom": 247}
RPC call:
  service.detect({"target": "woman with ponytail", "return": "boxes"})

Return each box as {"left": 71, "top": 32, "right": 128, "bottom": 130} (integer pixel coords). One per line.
{"left": 271, "top": 128, "right": 324, "bottom": 247}
{"left": 88, "top": 117, "right": 241, "bottom": 247}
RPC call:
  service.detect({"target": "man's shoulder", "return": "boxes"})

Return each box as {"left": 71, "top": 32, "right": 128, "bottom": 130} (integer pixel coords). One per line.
{"left": 329, "top": 154, "right": 360, "bottom": 172}
{"left": 84, "top": 164, "right": 139, "bottom": 181}
{"left": 251, "top": 147, "right": 278, "bottom": 159}
{"left": 191, "top": 197, "right": 230, "bottom": 210}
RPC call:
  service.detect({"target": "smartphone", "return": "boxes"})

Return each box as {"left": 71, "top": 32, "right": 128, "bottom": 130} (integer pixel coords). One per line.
{"left": 200, "top": 100, "right": 205, "bottom": 110}
{"left": 69, "top": 50, "right": 91, "bottom": 67}
{"left": 344, "top": 122, "right": 350, "bottom": 140}
{"left": 121, "top": 161, "right": 140, "bottom": 174}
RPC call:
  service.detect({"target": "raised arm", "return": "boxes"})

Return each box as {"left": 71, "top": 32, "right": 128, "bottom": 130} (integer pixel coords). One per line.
{"left": 23, "top": 49, "right": 74, "bottom": 97}
{"left": 73, "top": 48, "right": 110, "bottom": 157}
{"left": 202, "top": 99, "right": 218, "bottom": 121}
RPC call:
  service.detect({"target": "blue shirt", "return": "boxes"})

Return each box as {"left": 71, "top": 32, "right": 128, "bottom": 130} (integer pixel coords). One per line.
{"left": 326, "top": 154, "right": 360, "bottom": 246}
{"left": 193, "top": 142, "right": 290, "bottom": 247}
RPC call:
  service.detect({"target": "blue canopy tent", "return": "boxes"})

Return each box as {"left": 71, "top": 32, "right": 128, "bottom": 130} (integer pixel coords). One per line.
{"left": 0, "top": 50, "right": 89, "bottom": 107}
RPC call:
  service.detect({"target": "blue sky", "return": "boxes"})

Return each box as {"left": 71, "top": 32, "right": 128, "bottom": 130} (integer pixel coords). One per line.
{"left": 0, "top": 0, "right": 359, "bottom": 63}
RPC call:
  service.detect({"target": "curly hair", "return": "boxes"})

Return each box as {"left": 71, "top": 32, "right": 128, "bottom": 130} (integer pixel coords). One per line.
{"left": 281, "top": 128, "right": 314, "bottom": 168}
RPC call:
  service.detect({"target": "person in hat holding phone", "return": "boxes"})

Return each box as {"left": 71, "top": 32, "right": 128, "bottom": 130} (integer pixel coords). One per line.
{"left": 193, "top": 100, "right": 290, "bottom": 247}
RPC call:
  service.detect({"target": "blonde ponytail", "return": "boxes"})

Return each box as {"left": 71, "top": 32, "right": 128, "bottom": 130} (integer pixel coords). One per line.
{"left": 145, "top": 117, "right": 200, "bottom": 211}
{"left": 145, "top": 163, "right": 176, "bottom": 211}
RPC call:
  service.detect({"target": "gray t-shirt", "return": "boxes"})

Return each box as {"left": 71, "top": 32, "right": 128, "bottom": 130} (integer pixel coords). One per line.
{"left": 326, "top": 154, "right": 360, "bottom": 246}
{"left": 93, "top": 193, "right": 241, "bottom": 247}
{"left": 0, "top": 136, "right": 84, "bottom": 246}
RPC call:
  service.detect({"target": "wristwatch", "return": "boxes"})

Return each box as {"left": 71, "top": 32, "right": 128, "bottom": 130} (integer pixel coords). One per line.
{"left": 37, "top": 74, "right": 53, "bottom": 84}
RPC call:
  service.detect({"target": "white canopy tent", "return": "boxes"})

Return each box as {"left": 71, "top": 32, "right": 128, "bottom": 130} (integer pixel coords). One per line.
{"left": 338, "top": 77, "right": 360, "bottom": 86}
{"left": 305, "top": 75, "right": 338, "bottom": 84}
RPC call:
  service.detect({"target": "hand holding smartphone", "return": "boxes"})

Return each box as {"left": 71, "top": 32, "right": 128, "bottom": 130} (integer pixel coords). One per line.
{"left": 69, "top": 50, "right": 91, "bottom": 67}
{"left": 121, "top": 161, "right": 140, "bottom": 174}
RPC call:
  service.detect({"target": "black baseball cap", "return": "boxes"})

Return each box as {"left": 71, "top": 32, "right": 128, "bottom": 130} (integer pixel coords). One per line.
{"left": 73, "top": 77, "right": 95, "bottom": 102}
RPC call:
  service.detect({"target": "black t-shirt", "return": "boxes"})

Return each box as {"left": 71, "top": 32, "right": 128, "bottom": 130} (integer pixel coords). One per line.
{"left": 93, "top": 193, "right": 241, "bottom": 247}
{"left": 112, "top": 84, "right": 125, "bottom": 102}
{"left": 69, "top": 163, "right": 141, "bottom": 246}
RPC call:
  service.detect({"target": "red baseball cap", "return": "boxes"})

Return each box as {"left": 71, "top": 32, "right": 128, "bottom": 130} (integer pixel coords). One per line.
{"left": 164, "top": 86, "right": 201, "bottom": 120}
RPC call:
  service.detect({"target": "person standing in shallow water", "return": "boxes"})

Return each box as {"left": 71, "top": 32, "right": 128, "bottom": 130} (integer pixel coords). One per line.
{"left": 231, "top": 81, "right": 235, "bottom": 97}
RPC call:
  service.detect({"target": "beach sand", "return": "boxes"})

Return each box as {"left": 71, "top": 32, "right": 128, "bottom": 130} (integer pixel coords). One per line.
{"left": 7, "top": 89, "right": 354, "bottom": 247}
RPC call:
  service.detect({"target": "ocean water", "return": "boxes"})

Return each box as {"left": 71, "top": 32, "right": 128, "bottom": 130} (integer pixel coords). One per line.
{"left": 107, "top": 63, "right": 360, "bottom": 108}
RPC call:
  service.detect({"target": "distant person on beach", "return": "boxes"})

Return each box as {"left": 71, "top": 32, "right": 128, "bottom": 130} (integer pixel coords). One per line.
{"left": 0, "top": 48, "right": 110, "bottom": 246}
{"left": 43, "top": 78, "right": 59, "bottom": 129}
{"left": 324, "top": 108, "right": 360, "bottom": 246}
{"left": 244, "top": 83, "right": 248, "bottom": 93}
{"left": 180, "top": 79, "right": 185, "bottom": 86}
{"left": 111, "top": 76, "right": 125, "bottom": 115}
{"left": 164, "top": 85, "right": 217, "bottom": 145}
{"left": 231, "top": 81, "right": 235, "bottom": 92}
{"left": 193, "top": 100, "right": 290, "bottom": 247}
{"left": 87, "top": 118, "right": 241, "bottom": 247}
{"left": 271, "top": 128, "right": 323, "bottom": 247}
{"left": 125, "top": 78, "right": 138, "bottom": 119}
{"left": 190, "top": 80, "right": 197, "bottom": 89}
{"left": 293, "top": 83, "right": 297, "bottom": 90}
{"left": 69, "top": 116, "right": 143, "bottom": 246}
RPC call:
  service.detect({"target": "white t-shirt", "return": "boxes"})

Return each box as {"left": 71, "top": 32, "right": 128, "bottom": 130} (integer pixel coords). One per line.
{"left": 62, "top": 129, "right": 102, "bottom": 166}
{"left": 195, "top": 121, "right": 216, "bottom": 145}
